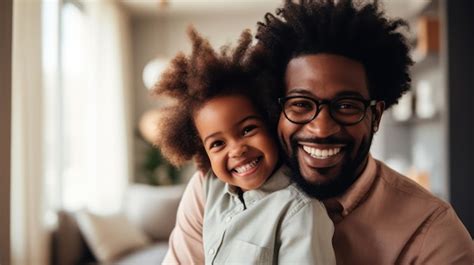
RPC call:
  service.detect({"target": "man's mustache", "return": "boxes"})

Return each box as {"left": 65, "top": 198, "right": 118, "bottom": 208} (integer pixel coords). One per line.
{"left": 290, "top": 135, "right": 352, "bottom": 145}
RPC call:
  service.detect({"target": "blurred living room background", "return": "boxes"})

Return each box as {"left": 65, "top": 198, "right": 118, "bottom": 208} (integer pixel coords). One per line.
{"left": 1, "top": 0, "right": 472, "bottom": 264}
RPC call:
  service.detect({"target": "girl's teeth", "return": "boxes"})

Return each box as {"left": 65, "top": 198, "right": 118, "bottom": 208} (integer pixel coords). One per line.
{"left": 234, "top": 158, "right": 259, "bottom": 174}
{"left": 302, "top": 146, "right": 341, "bottom": 159}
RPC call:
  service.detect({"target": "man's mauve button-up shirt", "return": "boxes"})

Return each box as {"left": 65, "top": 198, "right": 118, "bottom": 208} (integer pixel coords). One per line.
{"left": 163, "top": 155, "right": 474, "bottom": 264}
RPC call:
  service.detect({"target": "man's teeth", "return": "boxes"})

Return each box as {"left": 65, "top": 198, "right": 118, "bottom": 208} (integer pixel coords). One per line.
{"left": 234, "top": 159, "right": 259, "bottom": 174}
{"left": 302, "top": 146, "right": 341, "bottom": 159}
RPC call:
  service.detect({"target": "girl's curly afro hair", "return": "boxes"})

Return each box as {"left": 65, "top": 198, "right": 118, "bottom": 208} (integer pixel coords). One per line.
{"left": 256, "top": 0, "right": 413, "bottom": 108}
{"left": 152, "top": 27, "right": 278, "bottom": 172}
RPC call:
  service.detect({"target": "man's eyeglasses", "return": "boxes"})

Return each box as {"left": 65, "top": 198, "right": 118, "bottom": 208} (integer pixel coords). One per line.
{"left": 278, "top": 96, "right": 377, "bottom": 125}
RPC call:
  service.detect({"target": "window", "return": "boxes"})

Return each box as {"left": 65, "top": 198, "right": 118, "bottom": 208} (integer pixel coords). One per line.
{"left": 43, "top": 0, "right": 131, "bottom": 214}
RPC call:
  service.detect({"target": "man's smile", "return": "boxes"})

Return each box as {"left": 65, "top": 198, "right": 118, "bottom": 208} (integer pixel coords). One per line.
{"left": 298, "top": 143, "right": 346, "bottom": 169}
{"left": 302, "top": 145, "right": 342, "bottom": 159}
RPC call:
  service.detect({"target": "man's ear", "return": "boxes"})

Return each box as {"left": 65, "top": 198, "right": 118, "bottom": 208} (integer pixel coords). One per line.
{"left": 372, "top": 101, "right": 385, "bottom": 132}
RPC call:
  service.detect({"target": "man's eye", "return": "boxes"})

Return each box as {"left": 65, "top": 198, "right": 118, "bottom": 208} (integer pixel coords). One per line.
{"left": 209, "top": 140, "right": 224, "bottom": 149}
{"left": 243, "top": 125, "right": 258, "bottom": 136}
{"left": 338, "top": 103, "right": 356, "bottom": 109}
{"left": 291, "top": 100, "right": 313, "bottom": 109}
{"left": 334, "top": 100, "right": 364, "bottom": 114}
{"left": 286, "top": 99, "right": 315, "bottom": 114}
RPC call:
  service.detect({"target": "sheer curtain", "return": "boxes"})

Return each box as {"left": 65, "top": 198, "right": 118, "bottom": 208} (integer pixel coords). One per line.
{"left": 80, "top": 0, "right": 134, "bottom": 213}
{"left": 11, "top": 0, "right": 133, "bottom": 263}
{"left": 58, "top": 0, "right": 133, "bottom": 214}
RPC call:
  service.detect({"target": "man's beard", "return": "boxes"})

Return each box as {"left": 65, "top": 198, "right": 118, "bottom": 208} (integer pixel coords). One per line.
{"left": 286, "top": 133, "right": 373, "bottom": 200}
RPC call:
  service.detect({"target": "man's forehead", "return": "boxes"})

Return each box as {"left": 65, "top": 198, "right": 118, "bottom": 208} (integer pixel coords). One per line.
{"left": 285, "top": 88, "right": 368, "bottom": 99}
{"left": 284, "top": 54, "right": 370, "bottom": 99}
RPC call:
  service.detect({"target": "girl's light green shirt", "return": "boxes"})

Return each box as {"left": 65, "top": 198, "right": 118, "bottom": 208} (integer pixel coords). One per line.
{"left": 202, "top": 166, "right": 336, "bottom": 265}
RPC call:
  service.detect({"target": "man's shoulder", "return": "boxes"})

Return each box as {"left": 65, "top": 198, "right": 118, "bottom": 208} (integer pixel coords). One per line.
{"left": 361, "top": 159, "right": 453, "bottom": 230}
{"left": 375, "top": 159, "right": 449, "bottom": 210}
{"left": 371, "top": 161, "right": 474, "bottom": 263}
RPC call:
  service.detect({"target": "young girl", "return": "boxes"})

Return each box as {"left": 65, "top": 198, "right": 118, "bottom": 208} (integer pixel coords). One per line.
{"left": 155, "top": 27, "right": 335, "bottom": 265}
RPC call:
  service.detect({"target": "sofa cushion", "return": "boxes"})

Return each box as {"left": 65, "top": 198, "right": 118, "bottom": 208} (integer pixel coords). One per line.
{"left": 114, "top": 242, "right": 169, "bottom": 264}
{"left": 122, "top": 184, "right": 185, "bottom": 240}
{"left": 76, "top": 210, "right": 150, "bottom": 263}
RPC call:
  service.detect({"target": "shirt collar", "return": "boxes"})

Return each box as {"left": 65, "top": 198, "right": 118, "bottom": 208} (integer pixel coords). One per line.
{"left": 225, "top": 165, "right": 292, "bottom": 203}
{"left": 323, "top": 154, "right": 377, "bottom": 218}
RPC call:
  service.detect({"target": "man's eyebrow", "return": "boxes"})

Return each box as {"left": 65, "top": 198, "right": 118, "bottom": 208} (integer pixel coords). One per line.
{"left": 286, "top": 88, "right": 365, "bottom": 98}
{"left": 202, "top": 115, "right": 262, "bottom": 145}
{"left": 286, "top": 88, "right": 313, "bottom": 96}
{"left": 335, "top": 91, "right": 366, "bottom": 98}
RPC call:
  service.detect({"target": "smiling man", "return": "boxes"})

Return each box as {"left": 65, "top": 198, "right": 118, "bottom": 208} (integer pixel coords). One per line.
{"left": 255, "top": 0, "right": 473, "bottom": 264}
{"left": 163, "top": 0, "right": 473, "bottom": 264}
{"left": 278, "top": 54, "right": 380, "bottom": 200}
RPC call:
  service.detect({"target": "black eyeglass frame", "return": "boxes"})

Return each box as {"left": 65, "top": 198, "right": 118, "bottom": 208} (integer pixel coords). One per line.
{"left": 278, "top": 95, "right": 378, "bottom": 125}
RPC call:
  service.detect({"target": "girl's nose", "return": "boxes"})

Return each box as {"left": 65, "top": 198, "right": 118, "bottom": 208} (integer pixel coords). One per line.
{"left": 229, "top": 143, "right": 248, "bottom": 158}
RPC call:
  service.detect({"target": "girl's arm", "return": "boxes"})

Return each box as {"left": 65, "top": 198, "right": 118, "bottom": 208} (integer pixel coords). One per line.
{"left": 162, "top": 171, "right": 206, "bottom": 265}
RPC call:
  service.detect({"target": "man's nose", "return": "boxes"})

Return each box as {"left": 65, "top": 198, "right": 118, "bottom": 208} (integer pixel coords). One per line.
{"left": 305, "top": 106, "right": 341, "bottom": 137}
{"left": 229, "top": 142, "right": 249, "bottom": 158}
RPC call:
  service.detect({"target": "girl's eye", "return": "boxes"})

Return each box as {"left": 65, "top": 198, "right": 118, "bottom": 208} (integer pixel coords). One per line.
{"left": 209, "top": 140, "right": 224, "bottom": 149}
{"left": 243, "top": 125, "right": 258, "bottom": 136}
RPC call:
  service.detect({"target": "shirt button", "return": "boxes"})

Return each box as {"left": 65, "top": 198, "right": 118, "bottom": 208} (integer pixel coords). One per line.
{"left": 225, "top": 216, "right": 232, "bottom": 222}
{"left": 209, "top": 248, "right": 215, "bottom": 255}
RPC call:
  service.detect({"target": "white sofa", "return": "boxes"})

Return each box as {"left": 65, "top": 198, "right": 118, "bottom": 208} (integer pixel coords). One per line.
{"left": 51, "top": 184, "right": 184, "bottom": 265}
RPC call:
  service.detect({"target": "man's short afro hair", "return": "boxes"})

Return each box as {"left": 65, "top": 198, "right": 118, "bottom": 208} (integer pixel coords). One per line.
{"left": 256, "top": 0, "right": 413, "bottom": 109}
